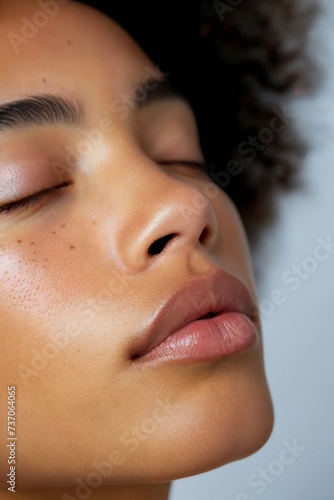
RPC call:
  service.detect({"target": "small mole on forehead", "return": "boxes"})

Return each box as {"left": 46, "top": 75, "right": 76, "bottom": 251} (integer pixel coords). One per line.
{"left": 67, "top": 40, "right": 72, "bottom": 45}
{"left": 51, "top": 231, "right": 56, "bottom": 235}
{"left": 30, "top": 241, "right": 36, "bottom": 245}
{"left": 42, "top": 78, "right": 47, "bottom": 83}
{"left": 69, "top": 246, "right": 75, "bottom": 250}
{"left": 61, "top": 223, "right": 66, "bottom": 228}
{"left": 17, "top": 240, "right": 22, "bottom": 244}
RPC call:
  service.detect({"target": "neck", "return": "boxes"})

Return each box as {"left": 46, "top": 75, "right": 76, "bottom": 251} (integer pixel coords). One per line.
{"left": 1, "top": 483, "right": 172, "bottom": 500}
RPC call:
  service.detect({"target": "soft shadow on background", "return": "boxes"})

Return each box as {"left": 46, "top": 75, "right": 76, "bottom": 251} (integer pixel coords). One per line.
{"left": 170, "top": 0, "right": 334, "bottom": 498}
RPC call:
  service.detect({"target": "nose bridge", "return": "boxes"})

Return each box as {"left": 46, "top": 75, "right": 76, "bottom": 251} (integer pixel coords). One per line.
{"left": 100, "top": 150, "right": 218, "bottom": 273}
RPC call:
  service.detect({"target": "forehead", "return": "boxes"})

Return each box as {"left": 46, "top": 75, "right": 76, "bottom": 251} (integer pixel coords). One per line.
{"left": 0, "top": 1, "right": 155, "bottom": 103}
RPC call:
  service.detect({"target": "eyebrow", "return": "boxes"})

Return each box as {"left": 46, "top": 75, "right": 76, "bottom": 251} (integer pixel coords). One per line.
{"left": 0, "top": 78, "right": 188, "bottom": 134}
{"left": 136, "top": 77, "right": 188, "bottom": 109}
{"left": 0, "top": 94, "right": 83, "bottom": 133}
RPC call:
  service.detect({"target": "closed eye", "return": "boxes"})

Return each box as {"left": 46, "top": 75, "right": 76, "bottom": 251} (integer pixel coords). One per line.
{"left": 0, "top": 182, "right": 71, "bottom": 215}
{"left": 0, "top": 160, "right": 207, "bottom": 215}
{"left": 158, "top": 160, "right": 208, "bottom": 172}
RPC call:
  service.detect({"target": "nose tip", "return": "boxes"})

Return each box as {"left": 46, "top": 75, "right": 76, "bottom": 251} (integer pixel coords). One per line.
{"left": 142, "top": 192, "right": 217, "bottom": 266}
{"left": 105, "top": 162, "right": 219, "bottom": 273}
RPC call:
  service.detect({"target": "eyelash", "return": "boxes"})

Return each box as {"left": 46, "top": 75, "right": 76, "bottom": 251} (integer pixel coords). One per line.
{"left": 0, "top": 182, "right": 70, "bottom": 215}
{"left": 160, "top": 160, "right": 208, "bottom": 172}
{"left": 0, "top": 161, "right": 208, "bottom": 215}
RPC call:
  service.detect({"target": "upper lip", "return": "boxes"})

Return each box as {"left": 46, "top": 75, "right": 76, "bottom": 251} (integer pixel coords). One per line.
{"left": 131, "top": 268, "right": 258, "bottom": 359}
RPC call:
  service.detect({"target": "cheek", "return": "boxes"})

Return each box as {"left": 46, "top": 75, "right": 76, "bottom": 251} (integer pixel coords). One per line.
{"left": 0, "top": 224, "right": 109, "bottom": 377}
{"left": 0, "top": 238, "right": 81, "bottom": 329}
{"left": 0, "top": 216, "right": 112, "bottom": 315}
{"left": 0, "top": 217, "right": 147, "bottom": 386}
{"left": 0, "top": 226, "right": 136, "bottom": 486}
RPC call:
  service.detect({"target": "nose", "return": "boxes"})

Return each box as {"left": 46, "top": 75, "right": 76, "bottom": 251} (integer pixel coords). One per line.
{"left": 100, "top": 154, "right": 219, "bottom": 273}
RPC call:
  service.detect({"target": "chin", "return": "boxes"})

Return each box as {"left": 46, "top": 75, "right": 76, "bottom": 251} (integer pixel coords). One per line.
{"left": 169, "top": 378, "right": 274, "bottom": 481}
{"left": 108, "top": 356, "right": 274, "bottom": 485}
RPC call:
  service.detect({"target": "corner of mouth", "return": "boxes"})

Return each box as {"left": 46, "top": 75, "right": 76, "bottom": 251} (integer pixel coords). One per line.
{"left": 248, "top": 304, "right": 261, "bottom": 328}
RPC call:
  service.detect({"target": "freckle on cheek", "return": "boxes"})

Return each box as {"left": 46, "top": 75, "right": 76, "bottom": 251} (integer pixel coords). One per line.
{"left": 69, "top": 246, "right": 75, "bottom": 250}
{"left": 17, "top": 240, "right": 22, "bottom": 244}
{"left": 61, "top": 223, "right": 66, "bottom": 228}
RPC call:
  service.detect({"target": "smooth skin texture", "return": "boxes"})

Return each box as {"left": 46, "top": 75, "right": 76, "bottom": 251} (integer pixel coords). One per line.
{"left": 0, "top": 1, "right": 274, "bottom": 499}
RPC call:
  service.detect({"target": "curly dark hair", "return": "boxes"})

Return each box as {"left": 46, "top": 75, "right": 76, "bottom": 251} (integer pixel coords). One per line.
{"left": 80, "top": 0, "right": 317, "bottom": 244}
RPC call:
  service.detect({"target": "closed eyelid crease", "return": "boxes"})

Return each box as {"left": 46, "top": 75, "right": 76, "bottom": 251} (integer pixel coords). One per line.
{"left": 0, "top": 181, "right": 71, "bottom": 214}
{"left": 158, "top": 160, "right": 208, "bottom": 170}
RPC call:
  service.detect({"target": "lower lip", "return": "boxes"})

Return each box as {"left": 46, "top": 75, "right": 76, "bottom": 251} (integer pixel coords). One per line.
{"left": 135, "top": 312, "right": 257, "bottom": 366}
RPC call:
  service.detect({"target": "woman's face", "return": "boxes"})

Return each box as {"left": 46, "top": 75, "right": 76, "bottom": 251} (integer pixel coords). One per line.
{"left": 0, "top": 0, "right": 273, "bottom": 491}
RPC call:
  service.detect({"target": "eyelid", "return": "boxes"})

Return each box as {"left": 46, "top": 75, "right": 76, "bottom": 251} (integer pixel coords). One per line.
{"left": 0, "top": 181, "right": 71, "bottom": 214}
{"left": 0, "top": 160, "right": 207, "bottom": 216}
{"left": 158, "top": 160, "right": 208, "bottom": 171}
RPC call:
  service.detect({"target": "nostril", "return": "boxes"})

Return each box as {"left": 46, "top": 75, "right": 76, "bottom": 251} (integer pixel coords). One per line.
{"left": 148, "top": 233, "right": 177, "bottom": 256}
{"left": 199, "top": 226, "right": 210, "bottom": 245}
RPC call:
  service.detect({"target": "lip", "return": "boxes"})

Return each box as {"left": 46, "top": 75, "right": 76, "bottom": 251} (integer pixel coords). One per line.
{"left": 131, "top": 269, "right": 259, "bottom": 366}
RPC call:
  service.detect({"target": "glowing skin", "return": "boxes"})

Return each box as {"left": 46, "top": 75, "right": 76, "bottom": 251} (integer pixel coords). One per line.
{"left": 0, "top": 1, "right": 274, "bottom": 499}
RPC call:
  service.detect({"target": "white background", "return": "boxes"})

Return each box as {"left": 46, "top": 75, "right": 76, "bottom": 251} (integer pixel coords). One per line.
{"left": 170, "top": 0, "right": 334, "bottom": 498}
